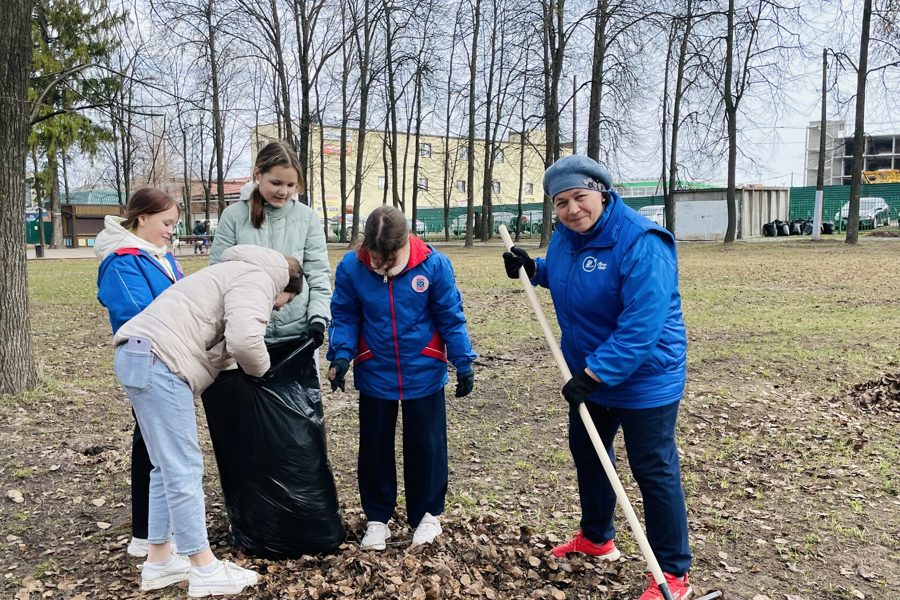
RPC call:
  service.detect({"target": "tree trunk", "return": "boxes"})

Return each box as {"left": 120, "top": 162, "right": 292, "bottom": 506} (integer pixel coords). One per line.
{"left": 385, "top": 3, "right": 401, "bottom": 211}
{"left": 541, "top": 0, "right": 565, "bottom": 248}
{"left": 481, "top": 4, "right": 499, "bottom": 243}
{"left": 339, "top": 0, "right": 350, "bottom": 243}
{"left": 465, "top": 0, "right": 482, "bottom": 247}
{"left": 0, "top": 0, "right": 39, "bottom": 394}
{"left": 846, "top": 0, "right": 871, "bottom": 245}
{"left": 207, "top": 0, "right": 227, "bottom": 216}
{"left": 666, "top": 0, "right": 693, "bottom": 236}
{"left": 48, "top": 151, "right": 63, "bottom": 248}
{"left": 294, "top": 0, "right": 312, "bottom": 197}
{"left": 350, "top": 0, "right": 374, "bottom": 245}
{"left": 723, "top": 0, "right": 737, "bottom": 244}
{"left": 411, "top": 68, "right": 423, "bottom": 234}
{"left": 587, "top": 0, "right": 608, "bottom": 161}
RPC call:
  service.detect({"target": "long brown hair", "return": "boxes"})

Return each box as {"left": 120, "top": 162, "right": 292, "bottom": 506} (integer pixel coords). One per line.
{"left": 362, "top": 206, "right": 409, "bottom": 257}
{"left": 122, "top": 188, "right": 179, "bottom": 231}
{"left": 249, "top": 141, "right": 305, "bottom": 228}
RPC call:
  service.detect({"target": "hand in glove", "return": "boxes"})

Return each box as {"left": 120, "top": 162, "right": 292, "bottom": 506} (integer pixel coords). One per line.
{"left": 327, "top": 358, "right": 350, "bottom": 392}
{"left": 561, "top": 369, "right": 599, "bottom": 407}
{"left": 502, "top": 246, "right": 536, "bottom": 280}
{"left": 455, "top": 368, "right": 475, "bottom": 398}
{"left": 308, "top": 321, "right": 326, "bottom": 349}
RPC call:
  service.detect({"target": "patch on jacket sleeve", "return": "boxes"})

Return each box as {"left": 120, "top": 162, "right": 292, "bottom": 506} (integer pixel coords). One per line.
{"left": 411, "top": 274, "right": 429, "bottom": 293}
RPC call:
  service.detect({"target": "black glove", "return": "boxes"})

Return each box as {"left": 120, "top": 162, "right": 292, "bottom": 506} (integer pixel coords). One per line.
{"left": 328, "top": 358, "right": 349, "bottom": 392}
{"left": 562, "top": 370, "right": 599, "bottom": 407}
{"left": 503, "top": 246, "right": 536, "bottom": 279}
{"left": 308, "top": 321, "right": 325, "bottom": 349}
{"left": 455, "top": 369, "right": 475, "bottom": 398}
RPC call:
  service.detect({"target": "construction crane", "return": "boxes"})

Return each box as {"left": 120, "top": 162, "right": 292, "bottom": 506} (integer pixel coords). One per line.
{"left": 862, "top": 169, "right": 900, "bottom": 184}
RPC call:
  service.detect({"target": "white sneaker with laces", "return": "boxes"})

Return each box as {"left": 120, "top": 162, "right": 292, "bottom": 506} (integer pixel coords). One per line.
{"left": 128, "top": 537, "right": 178, "bottom": 557}
{"left": 411, "top": 513, "right": 442, "bottom": 546}
{"left": 188, "top": 560, "right": 259, "bottom": 597}
{"left": 360, "top": 521, "right": 391, "bottom": 551}
{"left": 140, "top": 553, "right": 191, "bottom": 591}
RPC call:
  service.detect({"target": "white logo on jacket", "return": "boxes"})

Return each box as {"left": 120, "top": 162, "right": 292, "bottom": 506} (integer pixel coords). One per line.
{"left": 582, "top": 257, "right": 607, "bottom": 272}
{"left": 411, "top": 275, "right": 429, "bottom": 292}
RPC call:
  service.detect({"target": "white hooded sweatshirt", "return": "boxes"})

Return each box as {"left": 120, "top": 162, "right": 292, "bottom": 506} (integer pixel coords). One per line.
{"left": 94, "top": 215, "right": 175, "bottom": 280}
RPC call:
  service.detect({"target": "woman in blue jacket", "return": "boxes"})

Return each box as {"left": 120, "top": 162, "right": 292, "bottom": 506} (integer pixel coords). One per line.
{"left": 95, "top": 188, "right": 184, "bottom": 558}
{"left": 327, "top": 206, "right": 476, "bottom": 551}
{"left": 502, "top": 155, "right": 692, "bottom": 600}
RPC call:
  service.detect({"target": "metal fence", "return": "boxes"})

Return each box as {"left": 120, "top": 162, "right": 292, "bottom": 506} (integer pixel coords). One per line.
{"left": 789, "top": 183, "right": 900, "bottom": 231}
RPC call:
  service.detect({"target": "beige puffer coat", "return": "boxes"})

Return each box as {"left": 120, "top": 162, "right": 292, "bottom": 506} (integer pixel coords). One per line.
{"left": 113, "top": 245, "right": 290, "bottom": 394}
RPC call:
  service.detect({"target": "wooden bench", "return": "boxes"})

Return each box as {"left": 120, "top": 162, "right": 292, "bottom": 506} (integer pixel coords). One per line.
{"left": 174, "top": 235, "right": 212, "bottom": 255}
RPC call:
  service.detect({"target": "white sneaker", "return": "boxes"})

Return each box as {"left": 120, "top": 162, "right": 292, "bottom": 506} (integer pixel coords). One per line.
{"left": 411, "top": 513, "right": 442, "bottom": 546}
{"left": 127, "top": 537, "right": 178, "bottom": 557}
{"left": 360, "top": 521, "right": 391, "bottom": 551}
{"left": 188, "top": 560, "right": 259, "bottom": 597}
{"left": 140, "top": 553, "right": 191, "bottom": 591}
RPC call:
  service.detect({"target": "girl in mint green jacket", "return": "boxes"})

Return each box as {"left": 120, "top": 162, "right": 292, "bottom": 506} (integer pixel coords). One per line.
{"left": 210, "top": 141, "right": 331, "bottom": 346}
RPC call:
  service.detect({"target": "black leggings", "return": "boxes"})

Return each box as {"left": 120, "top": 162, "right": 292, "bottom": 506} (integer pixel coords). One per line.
{"left": 131, "top": 411, "right": 152, "bottom": 539}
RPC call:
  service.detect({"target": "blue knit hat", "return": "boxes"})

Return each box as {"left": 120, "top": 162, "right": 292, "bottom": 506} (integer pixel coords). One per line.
{"left": 543, "top": 155, "right": 613, "bottom": 200}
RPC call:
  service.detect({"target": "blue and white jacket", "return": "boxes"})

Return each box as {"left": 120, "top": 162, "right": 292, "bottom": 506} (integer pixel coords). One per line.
{"left": 327, "top": 237, "right": 476, "bottom": 400}
{"left": 532, "top": 191, "right": 687, "bottom": 409}
{"left": 95, "top": 216, "right": 183, "bottom": 333}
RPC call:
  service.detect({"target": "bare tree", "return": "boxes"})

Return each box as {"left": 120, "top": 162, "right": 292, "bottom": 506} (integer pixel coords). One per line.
{"left": 464, "top": 0, "right": 482, "bottom": 247}
{"left": 0, "top": 0, "right": 39, "bottom": 394}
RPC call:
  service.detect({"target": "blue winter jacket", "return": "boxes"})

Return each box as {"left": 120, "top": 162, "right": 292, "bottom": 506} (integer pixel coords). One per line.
{"left": 532, "top": 191, "right": 687, "bottom": 409}
{"left": 327, "top": 237, "right": 477, "bottom": 400}
{"left": 97, "top": 249, "right": 184, "bottom": 333}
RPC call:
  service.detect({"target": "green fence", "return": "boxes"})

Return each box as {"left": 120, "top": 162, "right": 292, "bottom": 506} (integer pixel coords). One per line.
{"left": 789, "top": 183, "right": 900, "bottom": 228}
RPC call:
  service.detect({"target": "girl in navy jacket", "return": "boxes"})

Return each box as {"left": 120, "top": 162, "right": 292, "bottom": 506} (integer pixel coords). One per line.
{"left": 503, "top": 155, "right": 692, "bottom": 600}
{"left": 95, "top": 188, "right": 183, "bottom": 558}
{"left": 327, "top": 206, "right": 476, "bottom": 551}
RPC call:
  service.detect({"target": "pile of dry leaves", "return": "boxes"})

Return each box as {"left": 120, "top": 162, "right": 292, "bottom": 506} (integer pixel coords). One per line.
{"left": 839, "top": 371, "right": 900, "bottom": 415}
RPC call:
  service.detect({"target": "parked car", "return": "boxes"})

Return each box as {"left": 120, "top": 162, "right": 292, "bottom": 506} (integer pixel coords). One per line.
{"left": 490, "top": 211, "right": 516, "bottom": 232}
{"left": 508, "top": 210, "right": 543, "bottom": 234}
{"left": 450, "top": 214, "right": 468, "bottom": 236}
{"left": 330, "top": 213, "right": 366, "bottom": 238}
{"left": 638, "top": 204, "right": 666, "bottom": 226}
{"left": 405, "top": 218, "right": 426, "bottom": 235}
{"left": 833, "top": 197, "right": 891, "bottom": 230}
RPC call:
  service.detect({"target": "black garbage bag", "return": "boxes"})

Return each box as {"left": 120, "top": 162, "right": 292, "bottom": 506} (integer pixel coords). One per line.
{"left": 789, "top": 220, "right": 802, "bottom": 235}
{"left": 202, "top": 336, "right": 345, "bottom": 559}
{"left": 823, "top": 222, "right": 835, "bottom": 234}
{"left": 802, "top": 220, "right": 814, "bottom": 235}
{"left": 762, "top": 222, "right": 777, "bottom": 237}
{"left": 774, "top": 220, "right": 790, "bottom": 236}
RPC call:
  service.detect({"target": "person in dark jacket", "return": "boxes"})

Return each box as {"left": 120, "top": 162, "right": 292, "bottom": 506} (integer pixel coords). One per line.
{"left": 95, "top": 188, "right": 184, "bottom": 558}
{"left": 327, "top": 206, "right": 477, "bottom": 551}
{"left": 502, "top": 155, "right": 692, "bottom": 600}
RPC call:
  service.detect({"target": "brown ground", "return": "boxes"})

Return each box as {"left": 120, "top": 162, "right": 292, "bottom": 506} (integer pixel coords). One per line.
{"left": 2, "top": 238, "right": 899, "bottom": 600}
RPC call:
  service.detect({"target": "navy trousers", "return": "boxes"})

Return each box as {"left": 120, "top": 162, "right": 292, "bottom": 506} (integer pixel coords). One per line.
{"left": 131, "top": 413, "right": 152, "bottom": 539}
{"left": 569, "top": 400, "right": 692, "bottom": 576}
{"left": 358, "top": 389, "right": 448, "bottom": 527}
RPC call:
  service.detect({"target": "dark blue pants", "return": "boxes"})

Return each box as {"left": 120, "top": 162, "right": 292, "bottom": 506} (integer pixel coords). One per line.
{"left": 569, "top": 400, "right": 692, "bottom": 576}
{"left": 132, "top": 413, "right": 151, "bottom": 539}
{"left": 358, "top": 389, "right": 448, "bottom": 527}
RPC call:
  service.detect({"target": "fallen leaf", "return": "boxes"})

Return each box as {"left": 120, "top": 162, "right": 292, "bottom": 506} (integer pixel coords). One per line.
{"left": 6, "top": 489, "right": 24, "bottom": 504}
{"left": 96, "top": 522, "right": 111, "bottom": 530}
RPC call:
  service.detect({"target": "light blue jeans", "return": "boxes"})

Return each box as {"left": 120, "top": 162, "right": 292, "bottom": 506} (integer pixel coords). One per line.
{"left": 114, "top": 341, "right": 209, "bottom": 555}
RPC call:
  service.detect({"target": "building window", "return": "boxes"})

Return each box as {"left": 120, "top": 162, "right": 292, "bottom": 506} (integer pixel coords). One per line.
{"left": 494, "top": 148, "right": 505, "bottom": 163}
{"left": 492, "top": 180, "right": 501, "bottom": 194}
{"left": 455, "top": 180, "right": 466, "bottom": 193}
{"left": 418, "top": 177, "right": 429, "bottom": 191}
{"left": 378, "top": 176, "right": 386, "bottom": 190}
{"left": 458, "top": 146, "right": 469, "bottom": 160}
{"left": 419, "top": 142, "right": 432, "bottom": 158}
{"left": 524, "top": 182, "right": 534, "bottom": 195}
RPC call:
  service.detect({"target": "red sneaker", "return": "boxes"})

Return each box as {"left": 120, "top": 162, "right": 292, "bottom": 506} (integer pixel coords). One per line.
{"left": 550, "top": 531, "right": 621, "bottom": 560}
{"left": 639, "top": 572, "right": 692, "bottom": 600}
